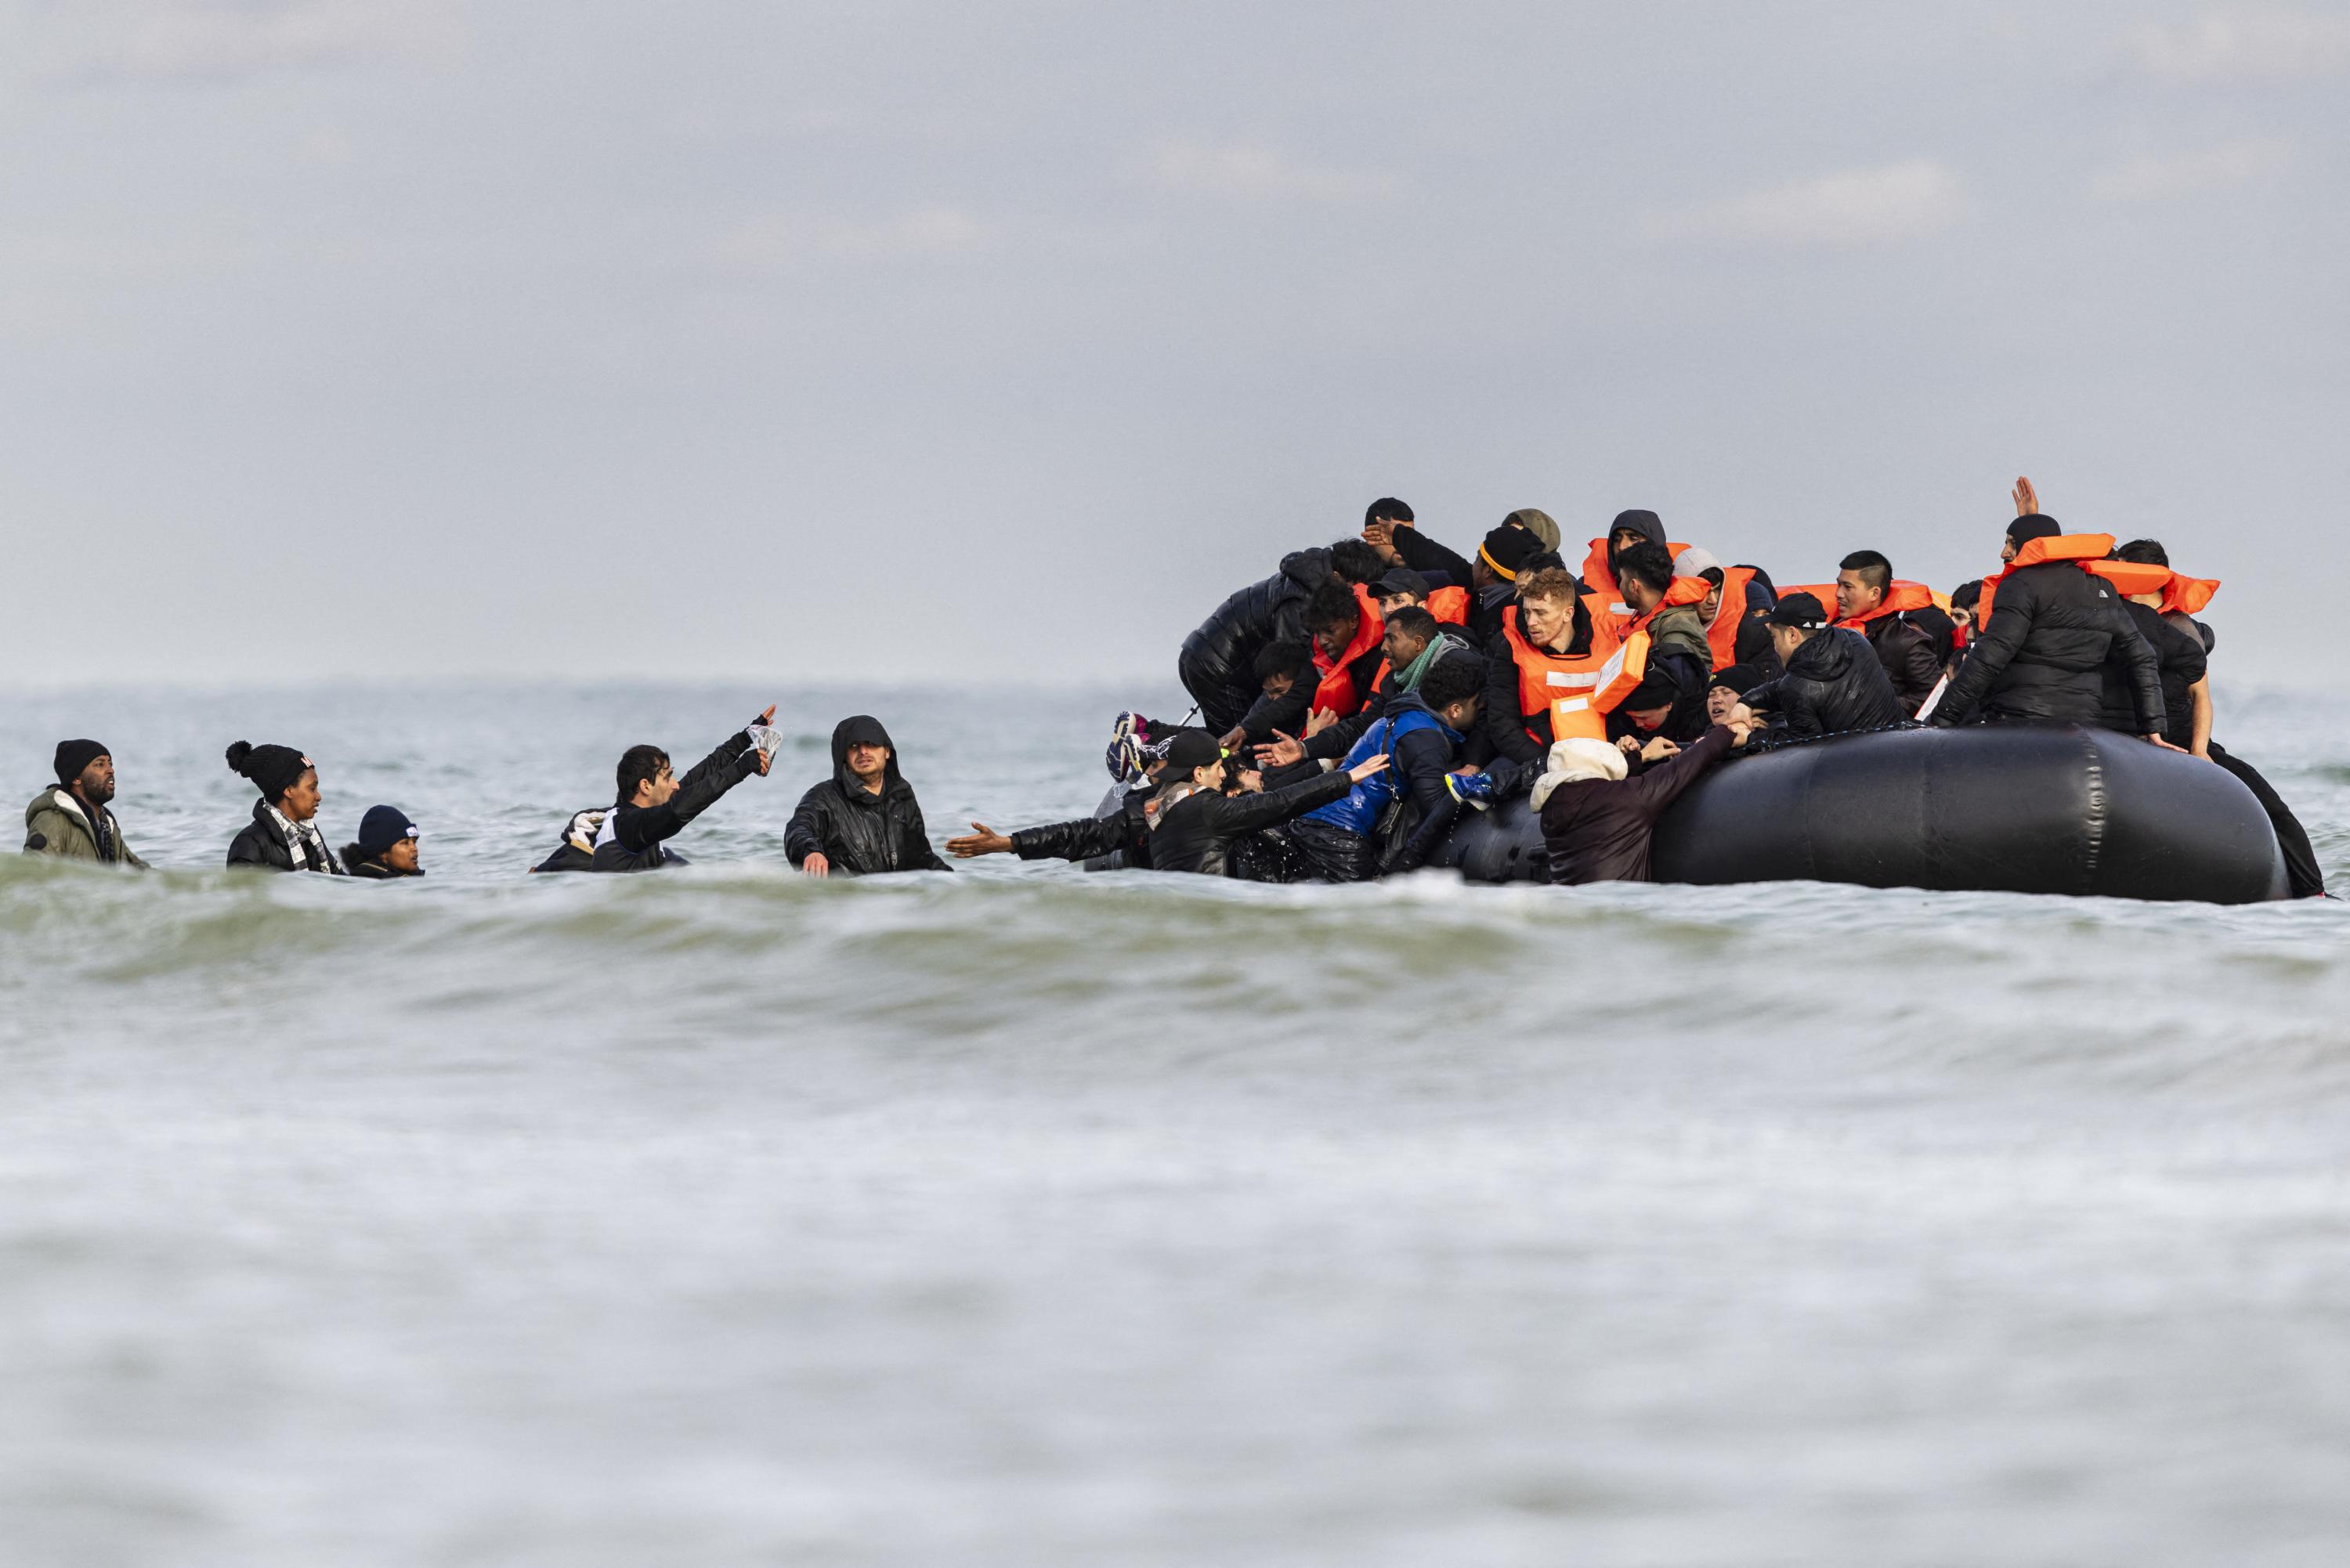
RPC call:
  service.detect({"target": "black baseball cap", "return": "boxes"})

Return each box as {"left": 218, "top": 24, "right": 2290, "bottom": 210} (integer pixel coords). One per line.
{"left": 1763, "top": 591, "right": 1829, "bottom": 630}
{"left": 1374, "top": 568, "right": 1430, "bottom": 600}
{"left": 1158, "top": 732, "right": 1224, "bottom": 780}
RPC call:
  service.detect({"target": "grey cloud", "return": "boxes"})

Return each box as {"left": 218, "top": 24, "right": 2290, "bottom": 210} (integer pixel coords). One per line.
{"left": 2127, "top": 6, "right": 2350, "bottom": 80}
{"left": 1639, "top": 161, "right": 1969, "bottom": 247}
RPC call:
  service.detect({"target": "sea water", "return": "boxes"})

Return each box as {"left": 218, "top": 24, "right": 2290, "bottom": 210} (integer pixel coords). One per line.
{"left": 2, "top": 681, "right": 2348, "bottom": 1566}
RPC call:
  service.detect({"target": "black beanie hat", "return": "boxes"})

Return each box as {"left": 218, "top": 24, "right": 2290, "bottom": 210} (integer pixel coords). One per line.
{"left": 54, "top": 739, "right": 109, "bottom": 786}
{"left": 225, "top": 740, "right": 313, "bottom": 802}
{"left": 2007, "top": 513, "right": 2063, "bottom": 547}
{"left": 1478, "top": 526, "right": 1540, "bottom": 582}
{"left": 1621, "top": 671, "right": 1679, "bottom": 712}
{"left": 1708, "top": 664, "right": 1762, "bottom": 695}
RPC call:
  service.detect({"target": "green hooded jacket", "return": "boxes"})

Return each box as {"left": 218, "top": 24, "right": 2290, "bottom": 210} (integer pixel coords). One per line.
{"left": 24, "top": 788, "right": 149, "bottom": 868}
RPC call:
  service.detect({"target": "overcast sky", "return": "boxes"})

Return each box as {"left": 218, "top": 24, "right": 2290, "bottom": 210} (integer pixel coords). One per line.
{"left": 2, "top": 1, "right": 2343, "bottom": 688}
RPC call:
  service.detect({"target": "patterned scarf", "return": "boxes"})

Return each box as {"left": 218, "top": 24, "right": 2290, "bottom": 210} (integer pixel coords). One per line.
{"left": 265, "top": 803, "right": 344, "bottom": 875}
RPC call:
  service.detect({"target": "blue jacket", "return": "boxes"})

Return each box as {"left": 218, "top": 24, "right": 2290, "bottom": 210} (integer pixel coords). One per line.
{"left": 1303, "top": 693, "right": 1462, "bottom": 838}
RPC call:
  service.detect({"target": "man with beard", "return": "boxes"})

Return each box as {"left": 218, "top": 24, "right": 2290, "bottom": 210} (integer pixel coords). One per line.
{"left": 23, "top": 739, "right": 148, "bottom": 867}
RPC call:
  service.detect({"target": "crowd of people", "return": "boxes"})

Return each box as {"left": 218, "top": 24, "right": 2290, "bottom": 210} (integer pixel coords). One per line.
{"left": 949, "top": 479, "right": 2325, "bottom": 896}
{"left": 15, "top": 479, "right": 2326, "bottom": 897}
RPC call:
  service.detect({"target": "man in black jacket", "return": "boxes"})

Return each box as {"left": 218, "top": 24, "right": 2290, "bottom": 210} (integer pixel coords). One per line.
{"left": 1146, "top": 731, "right": 1388, "bottom": 877}
{"left": 1732, "top": 593, "right": 1906, "bottom": 741}
{"left": 1177, "top": 539, "right": 1384, "bottom": 740}
{"left": 534, "top": 707, "right": 776, "bottom": 873}
{"left": 1835, "top": 550, "right": 1942, "bottom": 715}
{"left": 787, "top": 715, "right": 951, "bottom": 877}
{"left": 1932, "top": 515, "right": 2165, "bottom": 737}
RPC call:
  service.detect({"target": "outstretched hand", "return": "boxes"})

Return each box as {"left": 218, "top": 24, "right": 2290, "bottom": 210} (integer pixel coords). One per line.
{"left": 1303, "top": 706, "right": 1339, "bottom": 739}
{"left": 1347, "top": 752, "right": 1390, "bottom": 783}
{"left": 947, "top": 822, "right": 1014, "bottom": 858}
{"left": 2012, "top": 476, "right": 2039, "bottom": 516}
{"left": 1254, "top": 729, "right": 1306, "bottom": 768}
{"left": 748, "top": 704, "right": 778, "bottom": 775}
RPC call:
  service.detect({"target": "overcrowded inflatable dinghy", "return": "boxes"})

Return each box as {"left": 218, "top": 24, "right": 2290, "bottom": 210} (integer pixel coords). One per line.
{"left": 1430, "top": 724, "right": 2289, "bottom": 903}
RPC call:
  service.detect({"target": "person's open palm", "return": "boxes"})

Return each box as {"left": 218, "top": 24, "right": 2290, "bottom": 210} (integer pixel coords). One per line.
{"left": 2012, "top": 476, "right": 2039, "bottom": 516}
{"left": 1254, "top": 729, "right": 1306, "bottom": 768}
{"left": 1347, "top": 753, "right": 1390, "bottom": 782}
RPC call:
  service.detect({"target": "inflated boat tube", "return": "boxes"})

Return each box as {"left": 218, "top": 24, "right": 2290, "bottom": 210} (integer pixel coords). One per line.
{"left": 1430, "top": 724, "right": 2289, "bottom": 903}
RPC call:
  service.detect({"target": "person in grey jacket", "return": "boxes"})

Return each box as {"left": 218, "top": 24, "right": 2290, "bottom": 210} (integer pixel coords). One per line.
{"left": 24, "top": 739, "right": 148, "bottom": 868}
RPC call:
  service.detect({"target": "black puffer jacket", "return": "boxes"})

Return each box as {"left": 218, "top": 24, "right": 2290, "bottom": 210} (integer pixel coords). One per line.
{"left": 1148, "top": 769, "right": 1352, "bottom": 877}
{"left": 1740, "top": 627, "right": 1906, "bottom": 739}
{"left": 2099, "top": 600, "right": 2207, "bottom": 747}
{"left": 226, "top": 802, "right": 344, "bottom": 873}
{"left": 1177, "top": 547, "right": 1336, "bottom": 702}
{"left": 533, "top": 723, "right": 765, "bottom": 873}
{"left": 1012, "top": 785, "right": 1154, "bottom": 869}
{"left": 1861, "top": 615, "right": 1943, "bottom": 715}
{"left": 1935, "top": 562, "right": 2164, "bottom": 731}
{"left": 344, "top": 849, "right": 424, "bottom": 880}
{"left": 784, "top": 716, "right": 951, "bottom": 875}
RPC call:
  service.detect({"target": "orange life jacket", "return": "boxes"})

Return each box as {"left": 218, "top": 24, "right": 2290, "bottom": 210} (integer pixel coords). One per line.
{"left": 1425, "top": 584, "right": 1470, "bottom": 625}
{"left": 1624, "top": 573, "right": 1711, "bottom": 638}
{"left": 2163, "top": 575, "right": 2219, "bottom": 616}
{"left": 1702, "top": 566, "right": 1759, "bottom": 671}
{"left": 1784, "top": 578, "right": 1940, "bottom": 631}
{"left": 1310, "top": 583, "right": 1386, "bottom": 715}
{"left": 1501, "top": 606, "right": 1643, "bottom": 744}
{"left": 1973, "top": 534, "right": 2117, "bottom": 625}
{"left": 1581, "top": 537, "right": 1694, "bottom": 624}
{"left": 2084, "top": 560, "right": 2222, "bottom": 619}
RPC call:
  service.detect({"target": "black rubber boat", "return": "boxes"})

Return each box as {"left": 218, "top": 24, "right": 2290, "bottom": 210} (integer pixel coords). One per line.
{"left": 1429, "top": 724, "right": 2289, "bottom": 903}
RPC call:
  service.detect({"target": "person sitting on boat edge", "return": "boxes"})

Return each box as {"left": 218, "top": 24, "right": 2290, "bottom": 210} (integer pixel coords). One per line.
{"left": 1731, "top": 592, "right": 1905, "bottom": 742}
{"left": 225, "top": 742, "right": 343, "bottom": 873}
{"left": 24, "top": 739, "right": 148, "bottom": 868}
{"left": 1279, "top": 654, "right": 1485, "bottom": 883}
{"left": 1929, "top": 502, "right": 2164, "bottom": 739}
{"left": 786, "top": 715, "right": 951, "bottom": 878}
{"left": 1145, "top": 731, "right": 1387, "bottom": 878}
{"left": 345, "top": 805, "right": 424, "bottom": 879}
{"left": 1175, "top": 537, "right": 1383, "bottom": 748}
{"left": 1532, "top": 717, "right": 1748, "bottom": 887}
{"left": 533, "top": 706, "right": 776, "bottom": 873}
{"left": 1833, "top": 550, "right": 1943, "bottom": 716}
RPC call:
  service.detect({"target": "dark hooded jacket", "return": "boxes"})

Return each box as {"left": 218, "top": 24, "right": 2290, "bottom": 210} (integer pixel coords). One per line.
{"left": 533, "top": 722, "right": 766, "bottom": 873}
{"left": 784, "top": 716, "right": 951, "bottom": 876}
{"left": 226, "top": 801, "right": 344, "bottom": 873}
{"left": 1539, "top": 724, "right": 1736, "bottom": 885}
{"left": 343, "top": 847, "right": 424, "bottom": 880}
{"left": 1739, "top": 627, "right": 1906, "bottom": 741}
{"left": 1177, "top": 547, "right": 1340, "bottom": 734}
{"left": 1860, "top": 615, "right": 1944, "bottom": 715}
{"left": 2099, "top": 600, "right": 2207, "bottom": 748}
{"left": 1934, "top": 562, "right": 2164, "bottom": 731}
{"left": 1147, "top": 768, "right": 1353, "bottom": 877}
{"left": 1011, "top": 782, "right": 1157, "bottom": 869}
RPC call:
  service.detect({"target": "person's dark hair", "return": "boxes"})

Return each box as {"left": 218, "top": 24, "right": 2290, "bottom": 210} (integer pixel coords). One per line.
{"left": 1329, "top": 538, "right": 1383, "bottom": 586}
{"left": 1304, "top": 578, "right": 1361, "bottom": 634}
{"left": 1615, "top": 540, "right": 1676, "bottom": 596}
{"left": 2113, "top": 538, "right": 2171, "bottom": 567}
{"left": 1385, "top": 605, "right": 1439, "bottom": 644}
{"left": 1419, "top": 655, "right": 1483, "bottom": 714}
{"left": 1252, "top": 640, "right": 1314, "bottom": 684}
{"left": 1839, "top": 550, "right": 1893, "bottom": 594}
{"left": 1521, "top": 550, "right": 1566, "bottom": 576}
{"left": 616, "top": 744, "right": 670, "bottom": 803}
{"left": 1365, "top": 497, "right": 1413, "bottom": 527}
{"left": 1697, "top": 565, "right": 1726, "bottom": 588}
{"left": 1950, "top": 578, "right": 1984, "bottom": 611}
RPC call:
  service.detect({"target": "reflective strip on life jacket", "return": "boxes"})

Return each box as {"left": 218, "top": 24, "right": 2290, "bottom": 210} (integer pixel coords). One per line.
{"left": 1310, "top": 582, "right": 1386, "bottom": 715}
{"left": 1502, "top": 607, "right": 1642, "bottom": 744}
{"left": 1974, "top": 533, "right": 2117, "bottom": 625}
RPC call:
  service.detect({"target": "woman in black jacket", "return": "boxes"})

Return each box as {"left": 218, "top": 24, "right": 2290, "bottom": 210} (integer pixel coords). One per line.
{"left": 786, "top": 716, "right": 952, "bottom": 877}
{"left": 224, "top": 741, "right": 345, "bottom": 874}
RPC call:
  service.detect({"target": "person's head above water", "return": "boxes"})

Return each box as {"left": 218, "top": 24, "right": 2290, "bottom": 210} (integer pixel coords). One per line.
{"left": 1836, "top": 550, "right": 1893, "bottom": 620}
{"left": 354, "top": 804, "right": 422, "bottom": 873}
{"left": 54, "top": 739, "right": 114, "bottom": 807}
{"left": 226, "top": 741, "right": 320, "bottom": 822}
{"left": 1303, "top": 579, "right": 1363, "bottom": 662}
{"left": 616, "top": 744, "right": 675, "bottom": 807}
{"left": 832, "top": 715, "right": 896, "bottom": 795}
{"left": 1614, "top": 540, "right": 1677, "bottom": 614}
{"left": 1157, "top": 730, "right": 1226, "bottom": 793}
